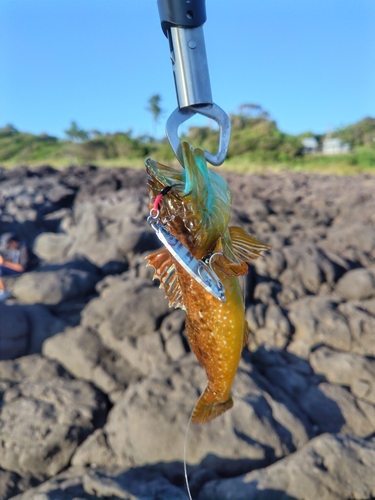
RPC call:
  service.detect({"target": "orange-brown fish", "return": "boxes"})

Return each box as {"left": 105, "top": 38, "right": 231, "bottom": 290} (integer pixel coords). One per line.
{"left": 145, "top": 142, "right": 270, "bottom": 424}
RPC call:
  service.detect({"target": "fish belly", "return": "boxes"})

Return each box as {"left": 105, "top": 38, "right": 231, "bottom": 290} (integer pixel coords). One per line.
{"left": 181, "top": 268, "right": 246, "bottom": 423}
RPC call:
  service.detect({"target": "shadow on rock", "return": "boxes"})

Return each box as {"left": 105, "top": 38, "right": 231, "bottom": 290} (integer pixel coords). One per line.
{"left": 202, "top": 481, "right": 300, "bottom": 500}
{"left": 198, "top": 433, "right": 375, "bottom": 500}
{"left": 246, "top": 345, "right": 346, "bottom": 435}
{"left": 9, "top": 464, "right": 188, "bottom": 500}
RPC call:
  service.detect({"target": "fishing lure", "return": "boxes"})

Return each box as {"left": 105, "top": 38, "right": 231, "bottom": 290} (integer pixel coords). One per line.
{"left": 148, "top": 208, "right": 225, "bottom": 302}
{"left": 145, "top": 141, "right": 270, "bottom": 424}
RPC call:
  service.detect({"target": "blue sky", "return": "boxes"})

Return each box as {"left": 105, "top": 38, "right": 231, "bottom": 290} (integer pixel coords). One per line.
{"left": 1, "top": 0, "right": 374, "bottom": 139}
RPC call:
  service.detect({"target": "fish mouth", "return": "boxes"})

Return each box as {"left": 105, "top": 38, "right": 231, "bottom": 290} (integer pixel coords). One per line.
{"left": 145, "top": 142, "right": 212, "bottom": 207}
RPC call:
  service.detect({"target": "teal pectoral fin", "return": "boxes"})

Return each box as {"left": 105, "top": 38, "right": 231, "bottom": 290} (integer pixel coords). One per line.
{"left": 191, "top": 388, "right": 233, "bottom": 424}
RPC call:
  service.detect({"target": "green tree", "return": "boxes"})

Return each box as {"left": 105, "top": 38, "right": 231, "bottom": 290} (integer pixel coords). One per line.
{"left": 336, "top": 117, "right": 375, "bottom": 148}
{"left": 238, "top": 103, "right": 269, "bottom": 120}
{"left": 146, "top": 94, "right": 163, "bottom": 137}
{"left": 64, "top": 120, "right": 89, "bottom": 142}
{"left": 0, "top": 124, "right": 18, "bottom": 137}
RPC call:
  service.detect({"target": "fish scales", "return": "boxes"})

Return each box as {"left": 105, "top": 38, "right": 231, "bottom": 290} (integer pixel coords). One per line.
{"left": 145, "top": 142, "right": 270, "bottom": 424}
{"left": 177, "top": 261, "right": 245, "bottom": 392}
{"left": 189, "top": 281, "right": 247, "bottom": 422}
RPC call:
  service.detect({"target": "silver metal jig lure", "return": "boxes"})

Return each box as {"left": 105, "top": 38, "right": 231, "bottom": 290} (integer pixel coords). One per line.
{"left": 148, "top": 210, "right": 226, "bottom": 302}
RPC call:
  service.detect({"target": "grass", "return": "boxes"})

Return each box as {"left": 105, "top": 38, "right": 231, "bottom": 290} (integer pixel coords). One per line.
{"left": 2, "top": 116, "right": 375, "bottom": 176}
{"left": 215, "top": 153, "right": 375, "bottom": 176}
{"left": 1, "top": 128, "right": 374, "bottom": 176}
{"left": 2, "top": 152, "right": 375, "bottom": 176}
{"left": 1, "top": 155, "right": 146, "bottom": 170}
{"left": 2, "top": 112, "right": 375, "bottom": 176}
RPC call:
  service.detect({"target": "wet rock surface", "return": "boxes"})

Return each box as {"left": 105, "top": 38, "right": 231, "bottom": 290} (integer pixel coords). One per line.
{"left": 0, "top": 164, "right": 375, "bottom": 499}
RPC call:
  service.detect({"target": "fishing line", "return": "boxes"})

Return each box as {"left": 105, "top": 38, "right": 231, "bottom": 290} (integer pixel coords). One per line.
{"left": 151, "top": 168, "right": 247, "bottom": 497}
{"left": 241, "top": 273, "right": 246, "bottom": 307}
{"left": 183, "top": 406, "right": 195, "bottom": 500}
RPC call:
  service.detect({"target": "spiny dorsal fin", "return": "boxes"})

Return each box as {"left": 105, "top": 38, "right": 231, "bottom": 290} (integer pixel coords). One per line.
{"left": 145, "top": 248, "right": 185, "bottom": 310}
{"left": 229, "top": 226, "right": 271, "bottom": 262}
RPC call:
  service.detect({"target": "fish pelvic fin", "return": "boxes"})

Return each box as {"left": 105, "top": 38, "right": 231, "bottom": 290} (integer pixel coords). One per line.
{"left": 211, "top": 236, "right": 249, "bottom": 277}
{"left": 145, "top": 248, "right": 185, "bottom": 310}
{"left": 191, "top": 388, "right": 233, "bottom": 424}
{"left": 229, "top": 226, "right": 271, "bottom": 263}
{"left": 211, "top": 229, "right": 270, "bottom": 278}
{"left": 214, "top": 254, "right": 249, "bottom": 277}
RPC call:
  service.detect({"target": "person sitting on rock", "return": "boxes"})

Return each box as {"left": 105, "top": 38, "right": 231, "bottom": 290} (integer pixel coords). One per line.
{"left": 0, "top": 233, "right": 32, "bottom": 301}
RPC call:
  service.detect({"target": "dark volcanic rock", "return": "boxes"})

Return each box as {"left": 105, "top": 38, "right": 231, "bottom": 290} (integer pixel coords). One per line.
{"left": 10, "top": 465, "right": 186, "bottom": 500}
{"left": 0, "top": 303, "right": 66, "bottom": 361}
{"left": 0, "top": 354, "right": 71, "bottom": 382}
{"left": 335, "top": 267, "right": 375, "bottom": 300}
{"left": 11, "top": 264, "right": 100, "bottom": 305}
{"left": 87, "top": 355, "right": 313, "bottom": 474}
{"left": 2, "top": 166, "right": 375, "bottom": 499}
{"left": 0, "top": 304, "right": 29, "bottom": 360}
{"left": 80, "top": 276, "right": 171, "bottom": 374}
{"left": 0, "top": 377, "right": 107, "bottom": 481}
{"left": 33, "top": 232, "right": 73, "bottom": 261}
{"left": 0, "top": 469, "right": 26, "bottom": 499}
{"left": 73, "top": 167, "right": 147, "bottom": 203}
{"left": 287, "top": 297, "right": 351, "bottom": 357}
{"left": 199, "top": 433, "right": 375, "bottom": 500}
{"left": 43, "top": 325, "right": 143, "bottom": 402}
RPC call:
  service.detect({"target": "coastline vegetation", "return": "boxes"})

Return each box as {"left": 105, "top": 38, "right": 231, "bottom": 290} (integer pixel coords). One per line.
{"left": 1, "top": 106, "right": 374, "bottom": 175}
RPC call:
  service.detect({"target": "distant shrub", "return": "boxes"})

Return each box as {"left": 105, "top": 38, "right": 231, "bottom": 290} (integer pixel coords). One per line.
{"left": 1, "top": 110, "right": 374, "bottom": 172}
{"left": 0, "top": 124, "right": 18, "bottom": 137}
{"left": 336, "top": 117, "right": 375, "bottom": 148}
{"left": 350, "top": 147, "right": 375, "bottom": 167}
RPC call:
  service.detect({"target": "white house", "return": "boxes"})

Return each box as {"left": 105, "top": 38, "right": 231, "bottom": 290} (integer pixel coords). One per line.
{"left": 302, "top": 137, "right": 319, "bottom": 154}
{"left": 322, "top": 137, "right": 350, "bottom": 155}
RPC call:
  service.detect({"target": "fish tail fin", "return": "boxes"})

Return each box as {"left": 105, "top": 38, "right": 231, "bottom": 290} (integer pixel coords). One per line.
{"left": 191, "top": 388, "right": 233, "bottom": 424}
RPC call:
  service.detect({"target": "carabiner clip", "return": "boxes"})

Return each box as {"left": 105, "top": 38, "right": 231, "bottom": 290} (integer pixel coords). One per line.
{"left": 166, "top": 103, "right": 231, "bottom": 167}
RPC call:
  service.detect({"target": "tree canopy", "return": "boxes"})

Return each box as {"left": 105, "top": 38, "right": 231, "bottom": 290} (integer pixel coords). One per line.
{"left": 64, "top": 121, "right": 89, "bottom": 142}
{"left": 146, "top": 94, "right": 163, "bottom": 136}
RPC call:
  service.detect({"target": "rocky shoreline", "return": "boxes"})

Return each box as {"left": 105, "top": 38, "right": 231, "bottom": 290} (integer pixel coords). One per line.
{"left": 0, "top": 164, "right": 375, "bottom": 499}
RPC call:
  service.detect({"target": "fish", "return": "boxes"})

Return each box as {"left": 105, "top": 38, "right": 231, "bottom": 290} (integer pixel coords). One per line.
{"left": 145, "top": 142, "right": 270, "bottom": 424}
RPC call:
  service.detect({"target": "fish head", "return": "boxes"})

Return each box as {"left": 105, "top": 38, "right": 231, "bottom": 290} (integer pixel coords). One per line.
{"left": 146, "top": 142, "right": 232, "bottom": 256}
